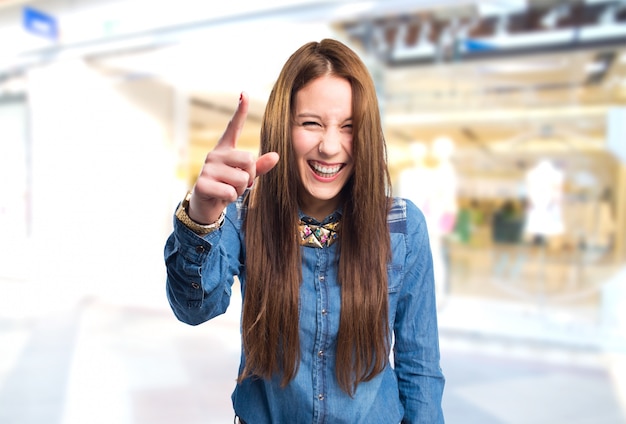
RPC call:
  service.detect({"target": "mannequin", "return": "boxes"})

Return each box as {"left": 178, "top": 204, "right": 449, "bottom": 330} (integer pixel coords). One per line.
{"left": 524, "top": 159, "right": 565, "bottom": 242}
{"left": 397, "top": 137, "right": 458, "bottom": 304}
{"left": 397, "top": 141, "right": 429, "bottom": 205}
{"left": 430, "top": 136, "right": 459, "bottom": 236}
{"left": 583, "top": 187, "right": 616, "bottom": 252}
{"left": 522, "top": 159, "right": 566, "bottom": 295}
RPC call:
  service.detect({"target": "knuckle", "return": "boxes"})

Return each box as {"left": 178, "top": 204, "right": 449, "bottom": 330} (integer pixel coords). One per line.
{"left": 225, "top": 186, "right": 238, "bottom": 202}
{"left": 237, "top": 170, "right": 250, "bottom": 186}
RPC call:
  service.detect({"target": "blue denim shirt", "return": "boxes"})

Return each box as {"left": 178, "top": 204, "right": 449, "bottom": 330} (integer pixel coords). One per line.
{"left": 164, "top": 196, "right": 445, "bottom": 423}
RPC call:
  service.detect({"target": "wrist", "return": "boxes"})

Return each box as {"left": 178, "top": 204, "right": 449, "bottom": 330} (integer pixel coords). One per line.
{"left": 176, "top": 191, "right": 226, "bottom": 235}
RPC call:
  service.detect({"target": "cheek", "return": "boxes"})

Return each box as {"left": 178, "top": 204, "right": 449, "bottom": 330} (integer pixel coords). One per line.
{"left": 343, "top": 137, "right": 354, "bottom": 157}
{"left": 292, "top": 130, "right": 316, "bottom": 158}
{"left": 291, "top": 132, "right": 303, "bottom": 159}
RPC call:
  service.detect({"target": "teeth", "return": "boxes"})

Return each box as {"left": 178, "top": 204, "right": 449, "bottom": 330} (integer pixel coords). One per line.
{"left": 311, "top": 162, "right": 341, "bottom": 176}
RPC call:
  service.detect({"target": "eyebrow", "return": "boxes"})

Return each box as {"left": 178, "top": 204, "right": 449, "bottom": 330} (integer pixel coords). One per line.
{"left": 295, "top": 113, "right": 353, "bottom": 123}
{"left": 295, "top": 113, "right": 321, "bottom": 119}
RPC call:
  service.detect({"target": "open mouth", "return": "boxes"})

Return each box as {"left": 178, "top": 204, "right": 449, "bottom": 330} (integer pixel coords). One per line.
{"left": 309, "top": 161, "right": 343, "bottom": 178}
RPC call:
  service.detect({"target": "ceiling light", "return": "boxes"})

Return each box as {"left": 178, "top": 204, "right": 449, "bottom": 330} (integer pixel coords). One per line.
{"left": 330, "top": 1, "right": 376, "bottom": 19}
{"left": 585, "top": 61, "right": 607, "bottom": 74}
{"left": 540, "top": 4, "right": 571, "bottom": 29}
{"left": 477, "top": 1, "right": 526, "bottom": 17}
{"left": 479, "top": 60, "right": 566, "bottom": 74}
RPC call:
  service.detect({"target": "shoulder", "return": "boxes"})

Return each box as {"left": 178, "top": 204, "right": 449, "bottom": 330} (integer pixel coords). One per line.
{"left": 388, "top": 197, "right": 426, "bottom": 234}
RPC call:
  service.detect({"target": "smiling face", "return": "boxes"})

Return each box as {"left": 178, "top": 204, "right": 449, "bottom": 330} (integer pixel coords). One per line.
{"left": 291, "top": 75, "right": 354, "bottom": 220}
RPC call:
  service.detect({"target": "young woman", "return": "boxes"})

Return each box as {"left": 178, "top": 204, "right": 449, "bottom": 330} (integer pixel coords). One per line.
{"left": 165, "top": 38, "right": 445, "bottom": 423}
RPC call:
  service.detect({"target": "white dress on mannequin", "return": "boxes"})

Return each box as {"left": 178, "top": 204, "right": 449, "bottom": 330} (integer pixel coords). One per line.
{"left": 524, "top": 159, "right": 565, "bottom": 238}
{"left": 397, "top": 142, "right": 430, "bottom": 210}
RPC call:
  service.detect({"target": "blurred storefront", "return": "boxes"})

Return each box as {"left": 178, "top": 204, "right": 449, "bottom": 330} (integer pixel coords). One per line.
{"left": 330, "top": 0, "right": 626, "bottom": 324}
{"left": 1, "top": 0, "right": 625, "bottom": 352}
{"left": 1, "top": 0, "right": 626, "bottom": 422}
{"left": 2, "top": 0, "right": 625, "bottom": 345}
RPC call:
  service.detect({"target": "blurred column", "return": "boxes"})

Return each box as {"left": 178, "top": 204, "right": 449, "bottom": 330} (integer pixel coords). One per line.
{"left": 27, "top": 59, "right": 178, "bottom": 311}
{"left": 607, "top": 107, "right": 626, "bottom": 262}
{"left": 0, "top": 98, "right": 28, "bottom": 281}
{"left": 616, "top": 164, "right": 626, "bottom": 262}
{"left": 172, "top": 85, "right": 191, "bottom": 191}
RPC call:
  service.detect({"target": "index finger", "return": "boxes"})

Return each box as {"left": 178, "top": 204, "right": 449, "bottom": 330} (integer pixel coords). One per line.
{"left": 216, "top": 91, "right": 249, "bottom": 150}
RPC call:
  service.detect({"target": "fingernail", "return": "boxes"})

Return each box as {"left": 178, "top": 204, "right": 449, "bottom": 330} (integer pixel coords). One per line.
{"left": 239, "top": 92, "right": 243, "bottom": 104}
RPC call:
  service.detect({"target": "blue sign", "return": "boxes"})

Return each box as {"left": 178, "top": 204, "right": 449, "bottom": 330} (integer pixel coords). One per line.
{"left": 23, "top": 6, "right": 58, "bottom": 40}
{"left": 463, "top": 39, "right": 496, "bottom": 52}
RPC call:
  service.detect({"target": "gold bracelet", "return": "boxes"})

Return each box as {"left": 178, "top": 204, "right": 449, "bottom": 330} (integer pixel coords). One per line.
{"left": 175, "top": 191, "right": 225, "bottom": 235}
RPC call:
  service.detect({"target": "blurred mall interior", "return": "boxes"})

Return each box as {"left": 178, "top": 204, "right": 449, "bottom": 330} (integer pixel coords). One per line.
{"left": 1, "top": 0, "right": 626, "bottom": 423}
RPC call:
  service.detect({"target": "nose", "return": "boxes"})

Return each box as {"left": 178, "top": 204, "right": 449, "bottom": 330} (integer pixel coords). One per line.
{"left": 318, "top": 127, "right": 343, "bottom": 156}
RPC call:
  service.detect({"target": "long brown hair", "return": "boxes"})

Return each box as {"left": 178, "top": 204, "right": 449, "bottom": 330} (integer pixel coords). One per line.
{"left": 241, "top": 39, "right": 392, "bottom": 395}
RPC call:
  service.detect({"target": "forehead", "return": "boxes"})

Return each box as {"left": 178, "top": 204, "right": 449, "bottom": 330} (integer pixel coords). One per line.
{"left": 295, "top": 75, "right": 352, "bottom": 113}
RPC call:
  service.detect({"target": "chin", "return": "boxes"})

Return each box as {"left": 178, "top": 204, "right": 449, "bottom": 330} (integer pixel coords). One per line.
{"left": 306, "top": 190, "right": 334, "bottom": 201}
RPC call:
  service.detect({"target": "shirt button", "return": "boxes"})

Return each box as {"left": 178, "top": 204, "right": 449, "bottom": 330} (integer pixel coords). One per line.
{"left": 318, "top": 394, "right": 324, "bottom": 401}
{"left": 318, "top": 350, "right": 324, "bottom": 357}
{"left": 319, "top": 275, "right": 325, "bottom": 281}
{"left": 191, "top": 282, "right": 200, "bottom": 290}
{"left": 321, "top": 309, "right": 327, "bottom": 315}
{"left": 195, "top": 245, "right": 205, "bottom": 253}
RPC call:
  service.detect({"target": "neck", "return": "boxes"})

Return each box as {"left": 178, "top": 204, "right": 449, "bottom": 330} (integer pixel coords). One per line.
{"left": 299, "top": 195, "right": 341, "bottom": 222}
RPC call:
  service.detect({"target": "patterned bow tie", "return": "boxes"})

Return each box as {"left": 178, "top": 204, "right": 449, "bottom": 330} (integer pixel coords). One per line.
{"left": 299, "top": 219, "right": 340, "bottom": 248}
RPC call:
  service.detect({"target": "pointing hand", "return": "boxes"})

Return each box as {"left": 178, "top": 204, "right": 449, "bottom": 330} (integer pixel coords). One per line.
{"left": 188, "top": 92, "right": 279, "bottom": 224}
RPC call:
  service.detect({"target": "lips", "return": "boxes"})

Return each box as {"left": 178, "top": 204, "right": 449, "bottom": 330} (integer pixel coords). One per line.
{"left": 309, "top": 161, "right": 343, "bottom": 178}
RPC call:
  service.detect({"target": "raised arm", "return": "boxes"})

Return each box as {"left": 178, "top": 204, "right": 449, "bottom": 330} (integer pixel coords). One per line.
{"left": 164, "top": 92, "right": 279, "bottom": 325}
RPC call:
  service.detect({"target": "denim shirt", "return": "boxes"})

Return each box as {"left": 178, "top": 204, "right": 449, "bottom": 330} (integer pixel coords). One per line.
{"left": 164, "top": 196, "right": 445, "bottom": 424}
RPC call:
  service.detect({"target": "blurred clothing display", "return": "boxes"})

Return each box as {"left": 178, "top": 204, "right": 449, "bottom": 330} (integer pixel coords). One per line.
{"left": 524, "top": 159, "right": 565, "bottom": 238}
{"left": 492, "top": 200, "right": 525, "bottom": 245}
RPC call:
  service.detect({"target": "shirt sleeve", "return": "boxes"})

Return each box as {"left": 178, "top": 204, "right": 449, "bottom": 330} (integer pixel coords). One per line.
{"left": 393, "top": 199, "right": 446, "bottom": 424}
{"left": 164, "top": 201, "right": 243, "bottom": 326}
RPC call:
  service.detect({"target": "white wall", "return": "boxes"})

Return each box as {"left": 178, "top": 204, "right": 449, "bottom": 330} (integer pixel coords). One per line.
{"left": 27, "top": 59, "right": 181, "bottom": 311}
{"left": 0, "top": 99, "right": 29, "bottom": 281}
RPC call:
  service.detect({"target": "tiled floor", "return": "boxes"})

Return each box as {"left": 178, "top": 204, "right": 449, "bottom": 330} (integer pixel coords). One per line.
{"left": 1, "top": 277, "right": 625, "bottom": 424}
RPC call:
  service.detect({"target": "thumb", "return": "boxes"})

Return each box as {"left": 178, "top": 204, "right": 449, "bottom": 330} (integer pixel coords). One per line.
{"left": 255, "top": 152, "right": 279, "bottom": 176}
